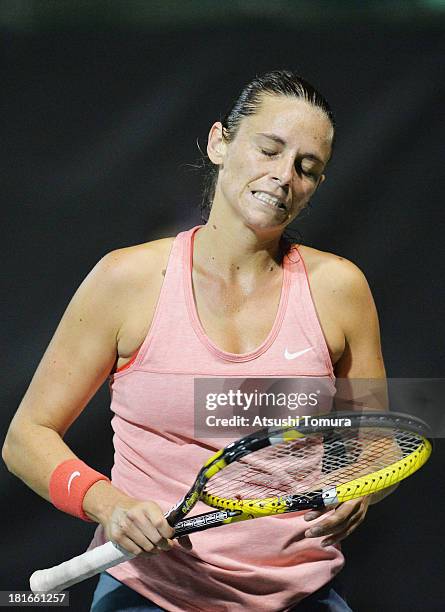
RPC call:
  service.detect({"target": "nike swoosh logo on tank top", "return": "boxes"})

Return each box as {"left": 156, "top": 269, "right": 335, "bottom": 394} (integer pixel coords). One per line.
{"left": 284, "top": 347, "right": 314, "bottom": 360}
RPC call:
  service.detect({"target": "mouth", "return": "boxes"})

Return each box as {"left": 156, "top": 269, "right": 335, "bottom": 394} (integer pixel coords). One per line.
{"left": 251, "top": 191, "right": 288, "bottom": 212}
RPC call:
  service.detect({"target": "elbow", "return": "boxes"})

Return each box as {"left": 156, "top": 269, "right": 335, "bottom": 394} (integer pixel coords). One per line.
{"left": 2, "top": 421, "right": 25, "bottom": 475}
{"left": 2, "top": 433, "right": 14, "bottom": 473}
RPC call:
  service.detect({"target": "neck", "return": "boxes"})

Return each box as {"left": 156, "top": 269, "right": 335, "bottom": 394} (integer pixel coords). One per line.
{"left": 193, "top": 208, "right": 285, "bottom": 283}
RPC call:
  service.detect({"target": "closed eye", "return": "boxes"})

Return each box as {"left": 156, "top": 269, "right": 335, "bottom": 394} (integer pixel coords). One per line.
{"left": 260, "top": 148, "right": 278, "bottom": 157}
{"left": 260, "top": 147, "right": 320, "bottom": 180}
{"left": 298, "top": 164, "right": 319, "bottom": 180}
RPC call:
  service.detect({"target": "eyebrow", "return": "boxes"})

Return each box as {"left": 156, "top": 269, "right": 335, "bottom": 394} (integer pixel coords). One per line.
{"left": 257, "top": 132, "right": 325, "bottom": 165}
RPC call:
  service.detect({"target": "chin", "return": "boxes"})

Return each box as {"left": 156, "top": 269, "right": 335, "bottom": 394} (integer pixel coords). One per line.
{"left": 228, "top": 197, "right": 288, "bottom": 233}
{"left": 244, "top": 214, "right": 287, "bottom": 234}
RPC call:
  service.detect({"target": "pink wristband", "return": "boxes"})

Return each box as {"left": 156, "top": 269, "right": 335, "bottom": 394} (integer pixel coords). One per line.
{"left": 49, "top": 458, "right": 110, "bottom": 522}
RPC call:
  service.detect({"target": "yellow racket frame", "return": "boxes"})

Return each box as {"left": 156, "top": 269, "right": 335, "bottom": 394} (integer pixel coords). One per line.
{"left": 201, "top": 434, "right": 432, "bottom": 521}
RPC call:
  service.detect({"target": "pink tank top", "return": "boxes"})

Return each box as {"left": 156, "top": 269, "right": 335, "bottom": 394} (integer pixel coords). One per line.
{"left": 89, "top": 226, "right": 343, "bottom": 611}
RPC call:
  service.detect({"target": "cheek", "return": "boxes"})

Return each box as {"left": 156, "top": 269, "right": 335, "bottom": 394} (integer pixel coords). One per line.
{"left": 293, "top": 178, "right": 317, "bottom": 200}
{"left": 289, "top": 183, "right": 316, "bottom": 217}
{"left": 224, "top": 149, "right": 261, "bottom": 184}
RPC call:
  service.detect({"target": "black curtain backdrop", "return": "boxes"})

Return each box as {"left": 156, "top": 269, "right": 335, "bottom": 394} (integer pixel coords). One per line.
{"left": 1, "top": 19, "right": 444, "bottom": 612}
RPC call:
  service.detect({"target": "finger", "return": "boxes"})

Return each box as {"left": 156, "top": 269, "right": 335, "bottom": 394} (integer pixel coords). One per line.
{"left": 113, "top": 515, "right": 163, "bottom": 553}
{"left": 304, "top": 509, "right": 326, "bottom": 522}
{"left": 304, "top": 502, "right": 364, "bottom": 538}
{"left": 304, "top": 497, "right": 365, "bottom": 527}
{"left": 110, "top": 532, "right": 144, "bottom": 557}
{"left": 142, "top": 504, "right": 175, "bottom": 539}
{"left": 333, "top": 500, "right": 364, "bottom": 521}
{"left": 320, "top": 509, "right": 366, "bottom": 546}
{"left": 116, "top": 536, "right": 144, "bottom": 556}
{"left": 127, "top": 505, "right": 174, "bottom": 548}
{"left": 127, "top": 510, "right": 173, "bottom": 550}
{"left": 321, "top": 519, "right": 363, "bottom": 547}
{"left": 134, "top": 520, "right": 173, "bottom": 552}
{"left": 320, "top": 531, "right": 348, "bottom": 548}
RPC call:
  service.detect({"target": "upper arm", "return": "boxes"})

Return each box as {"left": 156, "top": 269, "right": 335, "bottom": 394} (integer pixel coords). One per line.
{"left": 11, "top": 250, "right": 131, "bottom": 436}
{"left": 330, "top": 259, "right": 387, "bottom": 409}
{"left": 333, "top": 261, "right": 385, "bottom": 378}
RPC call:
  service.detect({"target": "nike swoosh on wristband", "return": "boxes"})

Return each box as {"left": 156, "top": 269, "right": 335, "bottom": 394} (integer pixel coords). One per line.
{"left": 67, "top": 471, "right": 81, "bottom": 494}
{"left": 284, "top": 347, "right": 314, "bottom": 360}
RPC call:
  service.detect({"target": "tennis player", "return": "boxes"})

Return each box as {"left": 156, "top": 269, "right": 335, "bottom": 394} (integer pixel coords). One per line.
{"left": 3, "top": 70, "right": 388, "bottom": 611}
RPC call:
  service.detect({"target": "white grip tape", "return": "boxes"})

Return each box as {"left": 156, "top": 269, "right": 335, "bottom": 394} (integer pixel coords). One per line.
{"left": 29, "top": 541, "right": 135, "bottom": 592}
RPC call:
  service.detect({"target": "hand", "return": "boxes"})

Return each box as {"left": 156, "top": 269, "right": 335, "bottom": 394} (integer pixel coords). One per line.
{"left": 303, "top": 496, "right": 371, "bottom": 547}
{"left": 105, "top": 497, "right": 175, "bottom": 557}
{"left": 83, "top": 481, "right": 192, "bottom": 556}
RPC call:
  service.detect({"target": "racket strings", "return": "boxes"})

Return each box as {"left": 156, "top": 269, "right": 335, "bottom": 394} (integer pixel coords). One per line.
{"left": 204, "top": 428, "right": 422, "bottom": 501}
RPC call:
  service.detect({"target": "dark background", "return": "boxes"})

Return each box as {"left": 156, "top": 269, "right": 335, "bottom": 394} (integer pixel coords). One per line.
{"left": 1, "top": 2, "right": 444, "bottom": 610}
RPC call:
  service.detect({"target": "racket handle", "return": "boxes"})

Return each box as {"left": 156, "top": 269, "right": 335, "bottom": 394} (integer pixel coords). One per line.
{"left": 175, "top": 509, "right": 243, "bottom": 535}
{"left": 29, "top": 541, "right": 135, "bottom": 592}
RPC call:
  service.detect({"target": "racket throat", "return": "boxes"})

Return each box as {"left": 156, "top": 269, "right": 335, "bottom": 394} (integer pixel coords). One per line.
{"left": 321, "top": 487, "right": 339, "bottom": 507}
{"left": 287, "top": 487, "right": 339, "bottom": 511}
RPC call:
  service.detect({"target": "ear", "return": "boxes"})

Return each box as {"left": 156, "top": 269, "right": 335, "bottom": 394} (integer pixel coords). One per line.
{"left": 207, "top": 122, "right": 227, "bottom": 165}
{"left": 318, "top": 174, "right": 326, "bottom": 185}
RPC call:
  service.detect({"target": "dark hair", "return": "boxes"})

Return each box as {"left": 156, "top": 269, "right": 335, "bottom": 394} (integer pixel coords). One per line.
{"left": 200, "top": 69, "right": 335, "bottom": 232}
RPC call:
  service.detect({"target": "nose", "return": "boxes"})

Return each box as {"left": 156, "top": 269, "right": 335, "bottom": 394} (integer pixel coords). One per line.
{"left": 271, "top": 156, "right": 294, "bottom": 190}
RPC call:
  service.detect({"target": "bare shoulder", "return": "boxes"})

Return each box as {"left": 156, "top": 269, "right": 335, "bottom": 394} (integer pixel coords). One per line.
{"left": 297, "top": 244, "right": 371, "bottom": 301}
{"left": 297, "top": 245, "right": 384, "bottom": 377}
{"left": 93, "top": 236, "right": 175, "bottom": 293}
{"left": 81, "top": 237, "right": 177, "bottom": 361}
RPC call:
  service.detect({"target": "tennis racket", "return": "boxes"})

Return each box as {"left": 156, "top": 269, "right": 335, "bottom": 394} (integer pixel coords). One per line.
{"left": 30, "top": 411, "right": 432, "bottom": 592}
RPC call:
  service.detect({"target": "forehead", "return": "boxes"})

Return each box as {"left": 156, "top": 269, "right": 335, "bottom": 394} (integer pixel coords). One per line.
{"left": 239, "top": 94, "right": 333, "bottom": 160}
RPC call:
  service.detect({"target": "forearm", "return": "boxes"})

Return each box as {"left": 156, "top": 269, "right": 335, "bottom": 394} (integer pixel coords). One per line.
{"left": 3, "top": 417, "right": 135, "bottom": 525}
{"left": 2, "top": 417, "right": 77, "bottom": 501}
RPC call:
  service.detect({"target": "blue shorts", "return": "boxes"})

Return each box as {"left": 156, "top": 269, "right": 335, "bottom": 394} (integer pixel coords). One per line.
{"left": 90, "top": 571, "right": 353, "bottom": 611}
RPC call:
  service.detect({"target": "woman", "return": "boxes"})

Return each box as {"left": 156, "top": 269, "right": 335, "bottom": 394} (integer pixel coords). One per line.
{"left": 3, "top": 71, "right": 386, "bottom": 611}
